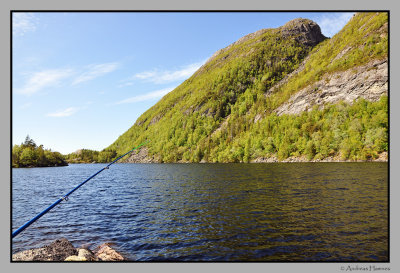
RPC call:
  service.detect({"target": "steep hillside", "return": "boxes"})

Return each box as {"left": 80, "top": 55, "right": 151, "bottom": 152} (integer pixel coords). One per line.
{"left": 105, "top": 12, "right": 388, "bottom": 163}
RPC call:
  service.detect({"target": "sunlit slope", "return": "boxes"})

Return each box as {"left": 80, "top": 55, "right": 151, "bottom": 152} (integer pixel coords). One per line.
{"left": 106, "top": 12, "right": 387, "bottom": 163}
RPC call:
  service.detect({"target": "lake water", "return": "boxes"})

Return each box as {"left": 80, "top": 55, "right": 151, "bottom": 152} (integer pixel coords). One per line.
{"left": 12, "top": 163, "right": 388, "bottom": 261}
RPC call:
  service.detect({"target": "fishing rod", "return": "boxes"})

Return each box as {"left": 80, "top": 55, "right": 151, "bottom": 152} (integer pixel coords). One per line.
{"left": 12, "top": 140, "right": 149, "bottom": 239}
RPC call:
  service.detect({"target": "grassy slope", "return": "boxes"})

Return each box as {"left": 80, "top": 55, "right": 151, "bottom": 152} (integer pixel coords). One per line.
{"left": 105, "top": 12, "right": 388, "bottom": 163}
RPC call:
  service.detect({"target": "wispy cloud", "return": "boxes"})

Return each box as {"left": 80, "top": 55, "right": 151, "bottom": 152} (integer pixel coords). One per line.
{"left": 47, "top": 107, "right": 80, "bottom": 117}
{"left": 13, "top": 13, "right": 39, "bottom": 36}
{"left": 72, "top": 62, "right": 119, "bottom": 85}
{"left": 15, "top": 68, "right": 74, "bottom": 95}
{"left": 15, "top": 62, "right": 120, "bottom": 96}
{"left": 128, "top": 61, "right": 205, "bottom": 85}
{"left": 19, "top": 102, "right": 32, "bottom": 109}
{"left": 117, "top": 82, "right": 134, "bottom": 88}
{"left": 115, "top": 87, "right": 174, "bottom": 104}
{"left": 317, "top": 13, "right": 354, "bottom": 38}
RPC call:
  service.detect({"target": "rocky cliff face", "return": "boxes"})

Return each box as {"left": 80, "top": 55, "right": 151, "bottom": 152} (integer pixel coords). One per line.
{"left": 275, "top": 58, "right": 388, "bottom": 115}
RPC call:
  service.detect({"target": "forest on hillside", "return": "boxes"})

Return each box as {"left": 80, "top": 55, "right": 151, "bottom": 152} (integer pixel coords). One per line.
{"left": 104, "top": 12, "right": 388, "bottom": 163}
{"left": 57, "top": 13, "right": 388, "bottom": 164}
{"left": 63, "top": 95, "right": 387, "bottom": 164}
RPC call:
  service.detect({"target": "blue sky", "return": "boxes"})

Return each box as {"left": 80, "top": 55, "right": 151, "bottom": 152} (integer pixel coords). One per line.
{"left": 12, "top": 12, "right": 354, "bottom": 154}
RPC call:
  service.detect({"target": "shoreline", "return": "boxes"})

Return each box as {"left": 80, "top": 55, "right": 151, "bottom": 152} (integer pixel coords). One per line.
{"left": 64, "top": 159, "right": 389, "bottom": 164}
{"left": 12, "top": 164, "right": 69, "bottom": 169}
{"left": 250, "top": 151, "right": 388, "bottom": 163}
{"left": 125, "top": 148, "right": 388, "bottom": 164}
{"left": 60, "top": 151, "right": 389, "bottom": 164}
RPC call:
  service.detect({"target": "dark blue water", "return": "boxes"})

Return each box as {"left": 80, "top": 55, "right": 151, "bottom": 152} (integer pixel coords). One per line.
{"left": 12, "top": 163, "right": 388, "bottom": 261}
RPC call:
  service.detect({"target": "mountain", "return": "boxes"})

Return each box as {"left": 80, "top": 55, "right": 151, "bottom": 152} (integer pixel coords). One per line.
{"left": 105, "top": 12, "right": 388, "bottom": 163}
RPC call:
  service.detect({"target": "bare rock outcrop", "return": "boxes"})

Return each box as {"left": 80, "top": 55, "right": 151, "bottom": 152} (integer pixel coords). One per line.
{"left": 279, "top": 18, "right": 327, "bottom": 46}
{"left": 275, "top": 58, "right": 388, "bottom": 116}
{"left": 125, "top": 147, "right": 160, "bottom": 163}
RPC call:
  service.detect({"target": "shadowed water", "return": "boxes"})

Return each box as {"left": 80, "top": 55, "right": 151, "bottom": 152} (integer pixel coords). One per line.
{"left": 12, "top": 163, "right": 388, "bottom": 261}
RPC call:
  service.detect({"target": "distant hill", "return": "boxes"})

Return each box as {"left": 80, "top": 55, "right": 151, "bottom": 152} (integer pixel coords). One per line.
{"left": 96, "top": 12, "right": 389, "bottom": 163}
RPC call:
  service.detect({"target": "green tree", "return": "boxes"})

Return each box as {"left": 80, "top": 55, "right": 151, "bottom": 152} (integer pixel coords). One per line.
{"left": 19, "top": 147, "right": 37, "bottom": 167}
{"left": 23, "top": 135, "right": 36, "bottom": 148}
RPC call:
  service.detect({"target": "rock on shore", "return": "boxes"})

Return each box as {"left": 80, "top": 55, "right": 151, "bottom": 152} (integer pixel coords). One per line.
{"left": 252, "top": 151, "right": 388, "bottom": 163}
{"left": 125, "top": 147, "right": 160, "bottom": 163}
{"left": 12, "top": 238, "right": 125, "bottom": 262}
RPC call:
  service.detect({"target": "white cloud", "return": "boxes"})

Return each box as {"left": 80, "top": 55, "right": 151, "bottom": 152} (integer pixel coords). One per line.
{"left": 47, "top": 107, "right": 79, "bottom": 117}
{"left": 132, "top": 61, "right": 205, "bottom": 84}
{"left": 13, "top": 13, "right": 39, "bottom": 36}
{"left": 72, "top": 62, "right": 119, "bottom": 85}
{"left": 15, "top": 68, "right": 74, "bottom": 95}
{"left": 317, "top": 13, "right": 355, "bottom": 38}
{"left": 115, "top": 87, "right": 174, "bottom": 104}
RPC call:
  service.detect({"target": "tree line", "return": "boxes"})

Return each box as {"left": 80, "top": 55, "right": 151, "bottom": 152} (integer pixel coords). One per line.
{"left": 12, "top": 136, "right": 68, "bottom": 168}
